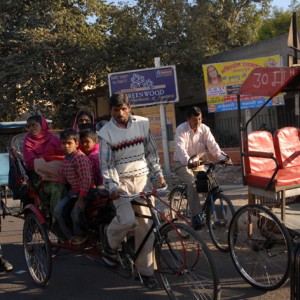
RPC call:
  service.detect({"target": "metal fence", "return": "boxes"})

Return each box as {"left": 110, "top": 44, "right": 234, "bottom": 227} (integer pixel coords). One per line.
{"left": 206, "top": 107, "right": 300, "bottom": 148}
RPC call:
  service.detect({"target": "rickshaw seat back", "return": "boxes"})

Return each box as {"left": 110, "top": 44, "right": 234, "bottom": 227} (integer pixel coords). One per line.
{"left": 245, "top": 130, "right": 277, "bottom": 174}
{"left": 274, "top": 127, "right": 300, "bottom": 169}
{"left": 11, "top": 133, "right": 26, "bottom": 159}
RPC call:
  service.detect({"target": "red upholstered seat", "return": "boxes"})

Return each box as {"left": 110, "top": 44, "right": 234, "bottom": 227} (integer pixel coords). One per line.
{"left": 245, "top": 128, "right": 300, "bottom": 189}
{"left": 245, "top": 130, "right": 276, "bottom": 175}
{"left": 246, "top": 166, "right": 300, "bottom": 188}
{"left": 274, "top": 127, "right": 300, "bottom": 168}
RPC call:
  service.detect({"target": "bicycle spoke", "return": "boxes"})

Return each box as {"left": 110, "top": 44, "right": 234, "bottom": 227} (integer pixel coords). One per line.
{"left": 156, "top": 222, "right": 220, "bottom": 300}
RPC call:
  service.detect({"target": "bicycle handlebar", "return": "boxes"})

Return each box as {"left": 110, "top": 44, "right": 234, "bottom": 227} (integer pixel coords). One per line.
{"left": 187, "top": 154, "right": 233, "bottom": 169}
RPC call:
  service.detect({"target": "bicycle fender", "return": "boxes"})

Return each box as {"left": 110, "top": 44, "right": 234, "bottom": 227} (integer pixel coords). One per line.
{"left": 22, "top": 204, "right": 47, "bottom": 224}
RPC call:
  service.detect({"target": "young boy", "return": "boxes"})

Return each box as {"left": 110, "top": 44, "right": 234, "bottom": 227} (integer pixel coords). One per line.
{"left": 53, "top": 128, "right": 96, "bottom": 245}
{"left": 79, "top": 129, "right": 103, "bottom": 187}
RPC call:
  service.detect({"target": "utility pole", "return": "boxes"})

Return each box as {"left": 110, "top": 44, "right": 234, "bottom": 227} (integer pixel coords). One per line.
{"left": 288, "top": 12, "right": 300, "bottom": 127}
{"left": 154, "top": 57, "right": 171, "bottom": 175}
{"left": 293, "top": 11, "right": 299, "bottom": 64}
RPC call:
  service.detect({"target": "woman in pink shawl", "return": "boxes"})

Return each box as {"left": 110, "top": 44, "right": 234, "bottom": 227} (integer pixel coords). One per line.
{"left": 22, "top": 115, "right": 66, "bottom": 231}
{"left": 23, "top": 115, "right": 63, "bottom": 172}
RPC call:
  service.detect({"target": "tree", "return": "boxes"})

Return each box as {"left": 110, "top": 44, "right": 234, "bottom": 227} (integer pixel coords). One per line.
{"left": 0, "top": 0, "right": 111, "bottom": 127}
{"left": 287, "top": 0, "right": 300, "bottom": 11}
{"left": 0, "top": 0, "right": 279, "bottom": 127}
{"left": 258, "top": 8, "right": 298, "bottom": 41}
{"left": 123, "top": 0, "right": 272, "bottom": 93}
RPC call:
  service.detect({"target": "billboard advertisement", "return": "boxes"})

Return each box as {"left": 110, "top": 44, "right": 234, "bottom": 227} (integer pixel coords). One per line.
{"left": 108, "top": 66, "right": 179, "bottom": 107}
{"left": 202, "top": 55, "right": 284, "bottom": 113}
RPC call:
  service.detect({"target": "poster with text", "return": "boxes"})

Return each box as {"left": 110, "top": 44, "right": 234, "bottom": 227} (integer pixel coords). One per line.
{"left": 202, "top": 55, "right": 284, "bottom": 113}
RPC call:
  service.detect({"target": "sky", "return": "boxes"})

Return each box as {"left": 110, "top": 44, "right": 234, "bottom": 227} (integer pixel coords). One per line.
{"left": 271, "top": 0, "right": 290, "bottom": 10}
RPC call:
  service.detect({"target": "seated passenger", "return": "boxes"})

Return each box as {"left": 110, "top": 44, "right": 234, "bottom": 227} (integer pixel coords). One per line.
{"left": 54, "top": 128, "right": 96, "bottom": 245}
{"left": 23, "top": 115, "right": 63, "bottom": 172}
{"left": 80, "top": 128, "right": 103, "bottom": 187}
{"left": 22, "top": 115, "right": 66, "bottom": 216}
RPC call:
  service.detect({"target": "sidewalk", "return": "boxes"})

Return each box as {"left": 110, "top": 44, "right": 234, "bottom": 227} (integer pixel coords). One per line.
{"left": 221, "top": 184, "right": 248, "bottom": 208}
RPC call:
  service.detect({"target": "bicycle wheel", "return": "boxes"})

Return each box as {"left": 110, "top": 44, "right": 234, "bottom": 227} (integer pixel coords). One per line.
{"left": 169, "top": 186, "right": 189, "bottom": 220}
{"left": 155, "top": 222, "right": 220, "bottom": 300}
{"left": 23, "top": 212, "right": 52, "bottom": 287}
{"left": 228, "top": 204, "right": 292, "bottom": 291}
{"left": 207, "top": 192, "right": 235, "bottom": 252}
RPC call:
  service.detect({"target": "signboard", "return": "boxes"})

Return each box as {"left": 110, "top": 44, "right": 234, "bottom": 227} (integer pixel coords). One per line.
{"left": 108, "top": 66, "right": 179, "bottom": 107}
{"left": 238, "top": 67, "right": 300, "bottom": 97}
{"left": 202, "top": 55, "right": 285, "bottom": 113}
{"left": 132, "top": 103, "right": 176, "bottom": 165}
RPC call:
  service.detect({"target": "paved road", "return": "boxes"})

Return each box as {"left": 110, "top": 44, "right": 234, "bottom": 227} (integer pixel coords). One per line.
{"left": 0, "top": 186, "right": 291, "bottom": 299}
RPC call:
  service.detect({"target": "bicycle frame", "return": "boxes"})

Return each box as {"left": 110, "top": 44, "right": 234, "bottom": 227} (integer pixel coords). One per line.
{"left": 125, "top": 190, "right": 191, "bottom": 275}
{"left": 202, "top": 188, "right": 227, "bottom": 224}
{"left": 170, "top": 183, "right": 227, "bottom": 225}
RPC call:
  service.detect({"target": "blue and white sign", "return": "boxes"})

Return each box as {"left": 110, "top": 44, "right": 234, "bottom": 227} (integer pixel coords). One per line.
{"left": 108, "top": 66, "right": 179, "bottom": 107}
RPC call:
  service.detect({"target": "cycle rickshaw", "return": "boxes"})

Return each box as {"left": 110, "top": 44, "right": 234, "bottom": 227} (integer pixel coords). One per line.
{"left": 228, "top": 66, "right": 300, "bottom": 291}
{"left": 2, "top": 132, "right": 221, "bottom": 300}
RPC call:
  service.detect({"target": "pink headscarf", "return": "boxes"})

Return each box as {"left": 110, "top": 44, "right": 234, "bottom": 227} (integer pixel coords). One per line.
{"left": 23, "top": 115, "right": 63, "bottom": 171}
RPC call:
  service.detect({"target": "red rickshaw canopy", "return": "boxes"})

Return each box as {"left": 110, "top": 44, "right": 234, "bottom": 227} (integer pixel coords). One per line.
{"left": 238, "top": 67, "right": 300, "bottom": 98}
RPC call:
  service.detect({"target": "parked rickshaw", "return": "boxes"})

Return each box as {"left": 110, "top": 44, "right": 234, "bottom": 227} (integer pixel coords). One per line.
{"left": 228, "top": 66, "right": 300, "bottom": 291}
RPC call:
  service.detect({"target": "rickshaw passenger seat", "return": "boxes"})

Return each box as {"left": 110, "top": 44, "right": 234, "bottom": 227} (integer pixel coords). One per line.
{"left": 274, "top": 127, "right": 300, "bottom": 169}
{"left": 11, "top": 133, "right": 27, "bottom": 159}
{"left": 246, "top": 130, "right": 276, "bottom": 174}
{"left": 245, "top": 128, "right": 300, "bottom": 189}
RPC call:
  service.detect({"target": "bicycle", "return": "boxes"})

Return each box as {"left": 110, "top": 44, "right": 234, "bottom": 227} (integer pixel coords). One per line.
{"left": 23, "top": 183, "right": 221, "bottom": 299}
{"left": 114, "top": 187, "right": 221, "bottom": 300}
{"left": 228, "top": 204, "right": 293, "bottom": 291}
{"left": 168, "top": 156, "right": 235, "bottom": 252}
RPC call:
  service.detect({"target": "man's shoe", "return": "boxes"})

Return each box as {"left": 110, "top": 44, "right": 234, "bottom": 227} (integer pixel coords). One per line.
{"left": 100, "top": 224, "right": 117, "bottom": 256}
{"left": 192, "top": 214, "right": 205, "bottom": 231}
{"left": 137, "top": 274, "right": 157, "bottom": 289}
{"left": 71, "top": 235, "right": 88, "bottom": 246}
{"left": 0, "top": 257, "right": 13, "bottom": 272}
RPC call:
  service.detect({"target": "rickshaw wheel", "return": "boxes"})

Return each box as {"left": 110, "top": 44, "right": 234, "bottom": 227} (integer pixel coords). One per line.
{"left": 23, "top": 212, "right": 52, "bottom": 287}
{"left": 229, "top": 204, "right": 292, "bottom": 291}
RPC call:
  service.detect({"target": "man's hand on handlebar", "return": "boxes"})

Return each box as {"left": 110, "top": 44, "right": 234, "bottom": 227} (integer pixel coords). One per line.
{"left": 219, "top": 157, "right": 233, "bottom": 166}
{"left": 191, "top": 160, "right": 203, "bottom": 168}
{"left": 187, "top": 154, "right": 203, "bottom": 169}
{"left": 157, "top": 175, "right": 166, "bottom": 188}
{"left": 110, "top": 188, "right": 126, "bottom": 200}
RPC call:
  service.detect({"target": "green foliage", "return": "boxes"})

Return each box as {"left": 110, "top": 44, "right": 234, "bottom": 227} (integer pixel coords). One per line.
{"left": 0, "top": 0, "right": 111, "bottom": 127}
{"left": 0, "top": 0, "right": 291, "bottom": 128}
{"left": 132, "top": 0, "right": 272, "bottom": 87}
{"left": 258, "top": 8, "right": 297, "bottom": 40}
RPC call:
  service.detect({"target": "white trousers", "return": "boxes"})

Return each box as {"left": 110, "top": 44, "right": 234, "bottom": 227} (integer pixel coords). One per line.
{"left": 107, "top": 175, "right": 154, "bottom": 276}
{"left": 173, "top": 161, "right": 203, "bottom": 217}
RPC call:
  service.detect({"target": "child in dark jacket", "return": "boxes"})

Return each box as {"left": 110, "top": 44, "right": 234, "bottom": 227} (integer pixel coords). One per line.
{"left": 53, "top": 128, "right": 96, "bottom": 245}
